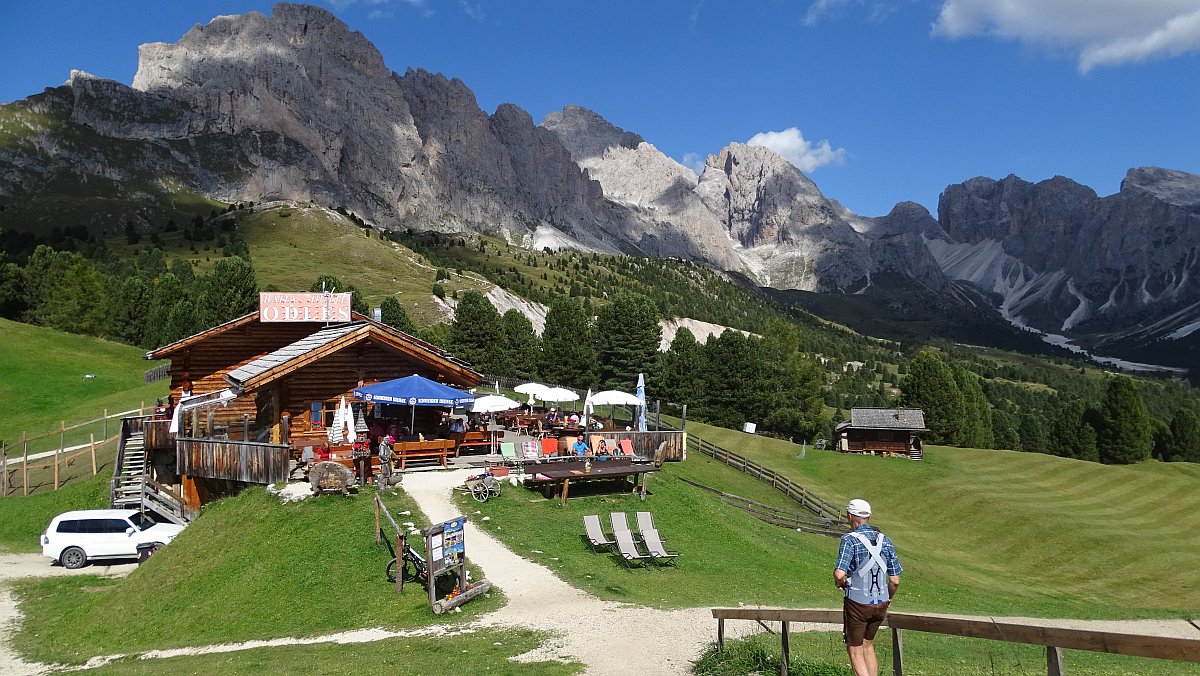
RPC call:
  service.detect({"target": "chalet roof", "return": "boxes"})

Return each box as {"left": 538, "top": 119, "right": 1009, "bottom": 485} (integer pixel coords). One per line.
{"left": 845, "top": 408, "right": 928, "bottom": 431}
{"left": 145, "top": 309, "right": 477, "bottom": 380}
{"left": 226, "top": 323, "right": 361, "bottom": 385}
{"left": 222, "top": 321, "right": 480, "bottom": 393}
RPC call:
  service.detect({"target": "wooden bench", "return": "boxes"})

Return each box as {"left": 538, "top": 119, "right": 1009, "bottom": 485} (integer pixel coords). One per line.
{"left": 451, "top": 430, "right": 498, "bottom": 455}
{"left": 395, "top": 439, "right": 454, "bottom": 470}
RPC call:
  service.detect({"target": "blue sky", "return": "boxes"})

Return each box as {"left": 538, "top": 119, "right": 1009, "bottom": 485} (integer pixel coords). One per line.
{"left": 2, "top": 0, "right": 1199, "bottom": 217}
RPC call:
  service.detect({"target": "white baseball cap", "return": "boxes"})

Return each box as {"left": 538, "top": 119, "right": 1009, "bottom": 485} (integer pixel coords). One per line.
{"left": 846, "top": 499, "right": 872, "bottom": 518}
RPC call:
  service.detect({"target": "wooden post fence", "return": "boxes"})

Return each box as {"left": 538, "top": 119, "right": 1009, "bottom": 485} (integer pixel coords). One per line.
{"left": 1, "top": 443, "right": 7, "bottom": 496}
{"left": 22, "top": 432, "right": 28, "bottom": 497}
{"left": 711, "top": 608, "right": 1200, "bottom": 674}
{"left": 90, "top": 434, "right": 97, "bottom": 476}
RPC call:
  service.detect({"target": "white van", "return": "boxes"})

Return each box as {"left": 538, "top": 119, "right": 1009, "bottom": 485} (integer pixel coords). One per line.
{"left": 41, "top": 509, "right": 185, "bottom": 569}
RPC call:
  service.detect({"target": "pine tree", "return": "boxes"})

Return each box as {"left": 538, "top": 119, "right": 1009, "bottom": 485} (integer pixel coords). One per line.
{"left": 541, "top": 297, "right": 596, "bottom": 389}
{"left": 595, "top": 291, "right": 661, "bottom": 390}
{"left": 143, "top": 273, "right": 186, "bottom": 348}
{"left": 760, "top": 320, "right": 824, "bottom": 440}
{"left": 953, "top": 365, "right": 993, "bottom": 448}
{"left": 196, "top": 255, "right": 257, "bottom": 329}
{"left": 500, "top": 309, "right": 541, "bottom": 380}
{"left": 450, "top": 290, "right": 504, "bottom": 374}
{"left": 380, "top": 296, "right": 417, "bottom": 334}
{"left": 699, "top": 330, "right": 766, "bottom": 429}
{"left": 900, "top": 351, "right": 964, "bottom": 445}
{"left": 1096, "top": 375, "right": 1153, "bottom": 464}
{"left": 104, "top": 276, "right": 149, "bottom": 345}
{"left": 654, "top": 328, "right": 705, "bottom": 407}
{"left": 1166, "top": 408, "right": 1200, "bottom": 462}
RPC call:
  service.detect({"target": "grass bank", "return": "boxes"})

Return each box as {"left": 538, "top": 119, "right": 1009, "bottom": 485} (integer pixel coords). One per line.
{"left": 73, "top": 628, "right": 580, "bottom": 675}
{"left": 694, "top": 630, "right": 1200, "bottom": 675}
{"left": 12, "top": 486, "right": 501, "bottom": 665}
{"left": 0, "top": 471, "right": 110, "bottom": 553}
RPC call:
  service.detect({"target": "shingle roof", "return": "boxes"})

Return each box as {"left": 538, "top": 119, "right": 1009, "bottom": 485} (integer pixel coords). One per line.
{"left": 847, "top": 408, "right": 927, "bottom": 431}
{"left": 226, "top": 323, "right": 363, "bottom": 385}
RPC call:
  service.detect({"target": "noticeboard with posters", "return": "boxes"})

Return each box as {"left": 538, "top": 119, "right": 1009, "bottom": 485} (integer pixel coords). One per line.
{"left": 425, "top": 516, "right": 465, "bottom": 577}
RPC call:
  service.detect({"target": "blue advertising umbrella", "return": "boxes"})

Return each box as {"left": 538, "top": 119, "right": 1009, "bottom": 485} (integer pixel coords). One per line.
{"left": 354, "top": 375, "right": 475, "bottom": 431}
{"left": 636, "top": 373, "right": 647, "bottom": 433}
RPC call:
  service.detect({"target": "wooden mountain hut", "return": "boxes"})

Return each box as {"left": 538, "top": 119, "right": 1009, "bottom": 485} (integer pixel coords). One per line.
{"left": 835, "top": 408, "right": 928, "bottom": 460}
{"left": 133, "top": 307, "right": 480, "bottom": 514}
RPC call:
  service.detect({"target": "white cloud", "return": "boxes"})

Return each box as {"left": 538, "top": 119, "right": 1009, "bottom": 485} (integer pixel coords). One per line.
{"left": 327, "top": 0, "right": 432, "bottom": 18}
{"left": 805, "top": 0, "right": 857, "bottom": 26}
{"left": 746, "top": 128, "right": 846, "bottom": 173}
{"left": 805, "top": 0, "right": 899, "bottom": 26}
{"left": 459, "top": 1, "right": 485, "bottom": 22}
{"left": 933, "top": 0, "right": 1200, "bottom": 73}
{"left": 681, "top": 152, "right": 707, "bottom": 176}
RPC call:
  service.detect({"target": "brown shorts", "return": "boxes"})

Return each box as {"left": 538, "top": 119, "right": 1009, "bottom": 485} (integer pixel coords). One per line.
{"left": 843, "top": 597, "right": 890, "bottom": 646}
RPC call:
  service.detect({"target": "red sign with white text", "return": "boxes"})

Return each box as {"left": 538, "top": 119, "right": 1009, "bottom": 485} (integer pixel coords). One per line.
{"left": 259, "top": 292, "right": 352, "bottom": 323}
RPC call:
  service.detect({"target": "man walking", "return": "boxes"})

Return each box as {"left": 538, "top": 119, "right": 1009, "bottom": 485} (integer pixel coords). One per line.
{"left": 834, "top": 499, "right": 902, "bottom": 676}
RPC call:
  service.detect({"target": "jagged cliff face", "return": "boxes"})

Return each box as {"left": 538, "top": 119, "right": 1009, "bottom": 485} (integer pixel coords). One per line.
{"left": 928, "top": 167, "right": 1200, "bottom": 339}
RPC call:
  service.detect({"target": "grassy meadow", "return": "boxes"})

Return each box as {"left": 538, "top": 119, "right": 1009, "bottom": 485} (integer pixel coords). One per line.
{"left": 0, "top": 318, "right": 166, "bottom": 452}
{"left": 462, "top": 422, "right": 1200, "bottom": 620}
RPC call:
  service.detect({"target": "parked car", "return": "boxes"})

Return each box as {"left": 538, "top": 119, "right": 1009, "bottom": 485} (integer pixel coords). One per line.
{"left": 41, "top": 509, "right": 185, "bottom": 569}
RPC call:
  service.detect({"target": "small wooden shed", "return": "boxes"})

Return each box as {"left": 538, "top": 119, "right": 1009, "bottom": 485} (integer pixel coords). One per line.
{"left": 835, "top": 408, "right": 927, "bottom": 459}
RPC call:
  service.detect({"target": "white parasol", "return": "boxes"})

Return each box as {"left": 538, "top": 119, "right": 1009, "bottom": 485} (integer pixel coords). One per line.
{"left": 471, "top": 395, "right": 521, "bottom": 453}
{"left": 538, "top": 387, "right": 580, "bottom": 404}
{"left": 514, "top": 382, "right": 551, "bottom": 406}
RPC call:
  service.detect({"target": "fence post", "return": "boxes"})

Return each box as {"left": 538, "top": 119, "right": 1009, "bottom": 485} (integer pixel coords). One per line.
{"left": 892, "top": 627, "right": 904, "bottom": 675}
{"left": 681, "top": 404, "right": 687, "bottom": 431}
{"left": 397, "top": 532, "right": 406, "bottom": 594}
{"left": 103, "top": 408, "right": 109, "bottom": 439}
{"left": 23, "top": 432, "right": 29, "bottom": 496}
{"left": 1046, "top": 646, "right": 1065, "bottom": 676}
{"left": 780, "top": 620, "right": 790, "bottom": 676}
{"left": 1, "top": 443, "right": 7, "bottom": 496}
{"left": 55, "top": 420, "right": 64, "bottom": 490}
{"left": 90, "top": 433, "right": 98, "bottom": 476}
{"left": 717, "top": 618, "right": 725, "bottom": 652}
{"left": 374, "top": 497, "right": 381, "bottom": 544}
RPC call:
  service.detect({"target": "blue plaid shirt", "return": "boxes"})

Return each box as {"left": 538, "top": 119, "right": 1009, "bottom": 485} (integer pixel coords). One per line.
{"left": 835, "top": 525, "right": 902, "bottom": 578}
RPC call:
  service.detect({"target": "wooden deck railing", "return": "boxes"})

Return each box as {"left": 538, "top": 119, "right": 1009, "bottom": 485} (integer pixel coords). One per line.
{"left": 177, "top": 437, "right": 290, "bottom": 484}
{"left": 711, "top": 608, "right": 1200, "bottom": 676}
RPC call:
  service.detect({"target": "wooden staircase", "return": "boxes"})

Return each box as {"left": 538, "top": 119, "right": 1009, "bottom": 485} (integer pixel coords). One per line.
{"left": 111, "top": 418, "right": 192, "bottom": 526}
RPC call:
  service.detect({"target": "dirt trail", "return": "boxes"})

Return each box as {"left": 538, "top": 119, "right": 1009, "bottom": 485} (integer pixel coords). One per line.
{"left": 2, "top": 476, "right": 1197, "bottom": 674}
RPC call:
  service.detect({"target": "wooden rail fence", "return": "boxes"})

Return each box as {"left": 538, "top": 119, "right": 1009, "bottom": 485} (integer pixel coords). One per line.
{"left": 712, "top": 608, "right": 1200, "bottom": 676}
{"left": 2, "top": 405, "right": 146, "bottom": 498}
{"left": 177, "top": 437, "right": 290, "bottom": 484}
{"left": 679, "top": 478, "right": 842, "bottom": 536}
{"left": 692, "top": 436, "right": 842, "bottom": 521}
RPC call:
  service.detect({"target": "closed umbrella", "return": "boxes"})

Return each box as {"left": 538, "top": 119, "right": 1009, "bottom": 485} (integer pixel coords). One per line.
{"left": 342, "top": 396, "right": 357, "bottom": 445}
{"left": 636, "top": 374, "right": 647, "bottom": 433}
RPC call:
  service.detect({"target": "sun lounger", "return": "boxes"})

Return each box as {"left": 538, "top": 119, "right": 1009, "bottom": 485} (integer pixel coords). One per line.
{"left": 610, "top": 512, "right": 650, "bottom": 568}
{"left": 540, "top": 437, "right": 559, "bottom": 457}
{"left": 619, "top": 439, "right": 635, "bottom": 457}
{"left": 640, "top": 527, "right": 679, "bottom": 565}
{"left": 635, "top": 511, "right": 659, "bottom": 538}
{"left": 582, "top": 514, "right": 615, "bottom": 552}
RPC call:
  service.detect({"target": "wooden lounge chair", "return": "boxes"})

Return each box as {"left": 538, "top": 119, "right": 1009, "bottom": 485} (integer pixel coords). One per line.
{"left": 610, "top": 512, "right": 650, "bottom": 568}
{"left": 582, "top": 514, "right": 615, "bottom": 552}
{"left": 540, "top": 437, "right": 559, "bottom": 457}
{"left": 640, "top": 527, "right": 679, "bottom": 565}
{"left": 619, "top": 439, "right": 635, "bottom": 457}
{"left": 499, "top": 442, "right": 520, "bottom": 467}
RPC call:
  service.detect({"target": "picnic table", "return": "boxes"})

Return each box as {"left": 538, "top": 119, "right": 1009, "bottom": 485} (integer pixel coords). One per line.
{"left": 524, "top": 459, "right": 654, "bottom": 506}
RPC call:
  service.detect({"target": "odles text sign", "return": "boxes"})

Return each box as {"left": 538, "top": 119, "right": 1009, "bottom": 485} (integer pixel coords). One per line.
{"left": 259, "top": 292, "right": 351, "bottom": 322}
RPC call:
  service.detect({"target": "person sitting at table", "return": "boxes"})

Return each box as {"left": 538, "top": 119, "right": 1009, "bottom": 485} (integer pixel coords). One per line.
{"left": 546, "top": 408, "right": 559, "bottom": 424}
{"left": 572, "top": 436, "right": 589, "bottom": 457}
{"left": 595, "top": 438, "right": 612, "bottom": 461}
{"left": 568, "top": 412, "right": 580, "bottom": 425}
{"left": 449, "top": 417, "right": 465, "bottom": 433}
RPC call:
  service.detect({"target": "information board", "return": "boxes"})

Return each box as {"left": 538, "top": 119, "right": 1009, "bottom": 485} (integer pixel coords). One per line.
{"left": 425, "top": 516, "right": 466, "bottom": 576}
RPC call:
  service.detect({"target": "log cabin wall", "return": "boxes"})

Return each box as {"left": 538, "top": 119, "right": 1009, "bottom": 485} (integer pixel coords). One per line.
{"left": 259, "top": 341, "right": 478, "bottom": 443}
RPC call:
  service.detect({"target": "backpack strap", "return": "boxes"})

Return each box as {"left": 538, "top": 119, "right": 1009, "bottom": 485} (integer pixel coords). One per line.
{"left": 846, "top": 531, "right": 887, "bottom": 576}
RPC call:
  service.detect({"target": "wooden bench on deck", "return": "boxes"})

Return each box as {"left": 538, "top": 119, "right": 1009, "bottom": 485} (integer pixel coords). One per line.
{"left": 451, "top": 430, "right": 497, "bottom": 455}
{"left": 395, "top": 439, "right": 454, "bottom": 469}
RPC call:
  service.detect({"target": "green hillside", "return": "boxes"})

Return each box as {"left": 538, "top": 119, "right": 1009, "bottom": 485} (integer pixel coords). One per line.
{"left": 679, "top": 421, "right": 1200, "bottom": 616}
{"left": 0, "top": 318, "right": 166, "bottom": 449}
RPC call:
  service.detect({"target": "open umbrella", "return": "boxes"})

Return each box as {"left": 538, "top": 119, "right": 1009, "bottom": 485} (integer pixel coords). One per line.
{"left": 472, "top": 395, "right": 521, "bottom": 453}
{"left": 514, "top": 382, "right": 551, "bottom": 406}
{"left": 354, "top": 374, "right": 475, "bottom": 435}
{"left": 589, "top": 390, "right": 643, "bottom": 429}
{"left": 539, "top": 387, "right": 579, "bottom": 403}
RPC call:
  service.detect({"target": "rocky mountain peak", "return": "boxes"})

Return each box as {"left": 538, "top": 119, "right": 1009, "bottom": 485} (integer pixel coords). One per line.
{"left": 541, "top": 105, "right": 644, "bottom": 163}
{"left": 1122, "top": 166, "right": 1200, "bottom": 210}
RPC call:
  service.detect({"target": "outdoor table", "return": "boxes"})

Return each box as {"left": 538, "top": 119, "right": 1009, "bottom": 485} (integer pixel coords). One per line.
{"left": 526, "top": 460, "right": 654, "bottom": 506}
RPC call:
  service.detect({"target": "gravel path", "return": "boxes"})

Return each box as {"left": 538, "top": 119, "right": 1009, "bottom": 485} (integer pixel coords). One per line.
{"left": 0, "top": 554, "right": 135, "bottom": 676}
{"left": 2, "top": 474, "right": 1197, "bottom": 674}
